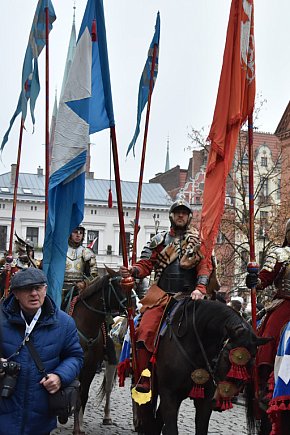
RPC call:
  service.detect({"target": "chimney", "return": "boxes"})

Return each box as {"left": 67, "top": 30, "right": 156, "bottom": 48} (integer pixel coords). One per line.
{"left": 11, "top": 164, "right": 17, "bottom": 186}
{"left": 37, "top": 166, "right": 44, "bottom": 176}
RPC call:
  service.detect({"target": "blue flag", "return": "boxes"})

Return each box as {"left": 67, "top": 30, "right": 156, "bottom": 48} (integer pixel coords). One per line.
{"left": 126, "top": 12, "right": 160, "bottom": 157}
{"left": 1, "top": 0, "right": 56, "bottom": 151}
{"left": 43, "top": 0, "right": 115, "bottom": 307}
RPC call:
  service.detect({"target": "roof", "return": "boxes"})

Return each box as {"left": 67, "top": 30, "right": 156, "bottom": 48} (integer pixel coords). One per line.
{"left": 0, "top": 171, "right": 172, "bottom": 209}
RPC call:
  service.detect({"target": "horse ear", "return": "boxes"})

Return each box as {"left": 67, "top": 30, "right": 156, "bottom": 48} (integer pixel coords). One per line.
{"left": 104, "top": 264, "right": 119, "bottom": 277}
{"left": 225, "top": 324, "right": 245, "bottom": 339}
{"left": 255, "top": 336, "right": 273, "bottom": 347}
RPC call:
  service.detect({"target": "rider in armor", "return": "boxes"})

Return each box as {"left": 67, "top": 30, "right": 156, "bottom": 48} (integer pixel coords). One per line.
{"left": 120, "top": 199, "right": 212, "bottom": 393}
{"left": 62, "top": 226, "right": 98, "bottom": 302}
{"left": 246, "top": 218, "right": 290, "bottom": 432}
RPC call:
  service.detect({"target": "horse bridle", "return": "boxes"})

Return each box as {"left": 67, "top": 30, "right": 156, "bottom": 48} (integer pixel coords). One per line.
{"left": 77, "top": 276, "right": 127, "bottom": 346}
{"left": 80, "top": 276, "right": 127, "bottom": 315}
{"left": 168, "top": 299, "right": 230, "bottom": 386}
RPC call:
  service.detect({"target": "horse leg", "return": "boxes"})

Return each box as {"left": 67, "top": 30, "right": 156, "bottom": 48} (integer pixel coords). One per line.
{"left": 73, "top": 392, "right": 85, "bottom": 435}
{"left": 194, "top": 398, "right": 212, "bottom": 435}
{"left": 159, "top": 393, "right": 181, "bottom": 435}
{"left": 102, "top": 361, "right": 116, "bottom": 425}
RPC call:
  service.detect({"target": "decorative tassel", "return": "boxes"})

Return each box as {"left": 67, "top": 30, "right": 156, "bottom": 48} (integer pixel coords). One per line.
{"left": 108, "top": 188, "right": 113, "bottom": 208}
{"left": 279, "top": 401, "right": 286, "bottom": 410}
{"left": 150, "top": 354, "right": 156, "bottom": 365}
{"left": 227, "top": 362, "right": 250, "bottom": 381}
{"left": 227, "top": 347, "right": 251, "bottom": 381}
{"left": 219, "top": 398, "right": 233, "bottom": 410}
{"left": 189, "top": 384, "right": 205, "bottom": 399}
{"left": 91, "top": 19, "right": 97, "bottom": 41}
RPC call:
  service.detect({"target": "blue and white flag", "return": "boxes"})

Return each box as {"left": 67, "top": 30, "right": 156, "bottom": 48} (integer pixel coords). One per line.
{"left": 1, "top": 0, "right": 56, "bottom": 150}
{"left": 43, "top": 0, "right": 114, "bottom": 307}
{"left": 272, "top": 321, "right": 290, "bottom": 399}
{"left": 126, "top": 12, "right": 160, "bottom": 157}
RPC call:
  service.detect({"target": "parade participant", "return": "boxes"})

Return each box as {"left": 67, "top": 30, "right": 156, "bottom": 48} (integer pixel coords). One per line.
{"left": 120, "top": 199, "right": 213, "bottom": 393}
{"left": 0, "top": 267, "right": 83, "bottom": 435}
{"left": 62, "top": 225, "right": 98, "bottom": 301}
{"left": 246, "top": 218, "right": 290, "bottom": 432}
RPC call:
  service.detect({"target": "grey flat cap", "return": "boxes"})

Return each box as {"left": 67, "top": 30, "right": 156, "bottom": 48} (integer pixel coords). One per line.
{"left": 11, "top": 268, "right": 47, "bottom": 290}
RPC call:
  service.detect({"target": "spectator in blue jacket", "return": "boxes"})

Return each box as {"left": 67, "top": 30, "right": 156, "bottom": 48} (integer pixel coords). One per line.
{"left": 0, "top": 268, "right": 83, "bottom": 435}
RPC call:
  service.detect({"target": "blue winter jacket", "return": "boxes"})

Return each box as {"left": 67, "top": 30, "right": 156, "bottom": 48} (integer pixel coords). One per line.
{"left": 0, "top": 294, "right": 83, "bottom": 435}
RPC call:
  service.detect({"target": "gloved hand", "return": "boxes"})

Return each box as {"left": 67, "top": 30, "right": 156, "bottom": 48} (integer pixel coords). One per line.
{"left": 246, "top": 273, "right": 258, "bottom": 289}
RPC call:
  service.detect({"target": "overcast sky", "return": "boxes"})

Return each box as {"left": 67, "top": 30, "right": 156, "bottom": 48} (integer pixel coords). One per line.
{"left": 1, "top": 0, "right": 290, "bottom": 183}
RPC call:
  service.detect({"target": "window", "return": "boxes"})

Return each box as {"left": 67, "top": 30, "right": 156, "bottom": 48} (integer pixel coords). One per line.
{"left": 241, "top": 250, "right": 248, "bottom": 273}
{"left": 23, "top": 188, "right": 32, "bottom": 194}
{"left": 195, "top": 196, "right": 201, "bottom": 204}
{"left": 277, "top": 179, "right": 281, "bottom": 200}
{"left": 119, "top": 232, "right": 131, "bottom": 256}
{"left": 216, "top": 232, "right": 225, "bottom": 244}
{"left": 0, "top": 204, "right": 5, "bottom": 209}
{"left": 261, "top": 177, "right": 269, "bottom": 197}
{"left": 0, "top": 226, "right": 7, "bottom": 251}
{"left": 31, "top": 206, "right": 33, "bottom": 211}
{"left": 26, "top": 227, "right": 39, "bottom": 246}
{"left": 261, "top": 156, "right": 267, "bottom": 167}
{"left": 0, "top": 187, "right": 9, "bottom": 193}
{"left": 87, "top": 230, "right": 99, "bottom": 254}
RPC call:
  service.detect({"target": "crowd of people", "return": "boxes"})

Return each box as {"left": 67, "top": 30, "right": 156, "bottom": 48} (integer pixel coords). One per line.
{"left": 0, "top": 205, "right": 289, "bottom": 433}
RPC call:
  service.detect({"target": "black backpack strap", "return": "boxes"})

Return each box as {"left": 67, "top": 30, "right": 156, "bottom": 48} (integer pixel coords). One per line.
{"left": 26, "top": 338, "right": 48, "bottom": 378}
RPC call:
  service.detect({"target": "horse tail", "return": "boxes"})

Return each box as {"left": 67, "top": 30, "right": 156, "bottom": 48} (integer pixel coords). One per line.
{"left": 244, "top": 382, "right": 260, "bottom": 434}
{"left": 96, "top": 366, "right": 117, "bottom": 406}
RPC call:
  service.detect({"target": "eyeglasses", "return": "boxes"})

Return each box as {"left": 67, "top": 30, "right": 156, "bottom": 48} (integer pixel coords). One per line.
{"left": 21, "top": 284, "right": 47, "bottom": 292}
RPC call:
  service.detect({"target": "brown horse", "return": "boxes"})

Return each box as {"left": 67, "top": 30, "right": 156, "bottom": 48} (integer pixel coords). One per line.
{"left": 135, "top": 299, "right": 270, "bottom": 435}
{"left": 70, "top": 268, "right": 127, "bottom": 435}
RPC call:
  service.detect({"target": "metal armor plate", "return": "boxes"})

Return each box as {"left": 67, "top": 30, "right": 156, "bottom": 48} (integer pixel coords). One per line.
{"left": 275, "top": 262, "right": 290, "bottom": 299}
{"left": 158, "top": 258, "right": 197, "bottom": 294}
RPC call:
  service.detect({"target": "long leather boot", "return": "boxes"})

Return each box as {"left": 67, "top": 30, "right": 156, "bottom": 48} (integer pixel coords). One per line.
{"left": 135, "top": 347, "right": 152, "bottom": 393}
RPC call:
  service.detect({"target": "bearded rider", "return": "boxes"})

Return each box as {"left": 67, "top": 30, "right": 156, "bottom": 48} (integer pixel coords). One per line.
{"left": 120, "top": 199, "right": 212, "bottom": 393}
{"left": 62, "top": 226, "right": 98, "bottom": 303}
{"left": 246, "top": 218, "right": 290, "bottom": 432}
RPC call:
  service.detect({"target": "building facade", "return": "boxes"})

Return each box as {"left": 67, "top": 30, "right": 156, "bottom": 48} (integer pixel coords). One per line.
{"left": 0, "top": 165, "right": 171, "bottom": 274}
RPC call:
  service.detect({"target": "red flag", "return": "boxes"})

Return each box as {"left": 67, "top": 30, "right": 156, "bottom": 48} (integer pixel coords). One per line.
{"left": 200, "top": 0, "right": 255, "bottom": 266}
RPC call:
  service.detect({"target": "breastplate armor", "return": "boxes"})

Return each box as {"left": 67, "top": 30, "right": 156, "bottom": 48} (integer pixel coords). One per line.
{"left": 63, "top": 245, "right": 85, "bottom": 290}
{"left": 275, "top": 262, "right": 290, "bottom": 299}
{"left": 157, "top": 258, "right": 197, "bottom": 294}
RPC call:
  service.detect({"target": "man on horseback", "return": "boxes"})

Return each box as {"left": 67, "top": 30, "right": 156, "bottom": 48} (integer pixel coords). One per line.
{"left": 246, "top": 218, "right": 290, "bottom": 433}
{"left": 120, "top": 199, "right": 212, "bottom": 394}
{"left": 62, "top": 225, "right": 99, "bottom": 304}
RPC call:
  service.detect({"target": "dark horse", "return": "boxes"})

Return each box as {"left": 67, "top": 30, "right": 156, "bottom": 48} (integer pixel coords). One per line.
{"left": 137, "top": 299, "right": 270, "bottom": 435}
{"left": 70, "top": 268, "right": 127, "bottom": 435}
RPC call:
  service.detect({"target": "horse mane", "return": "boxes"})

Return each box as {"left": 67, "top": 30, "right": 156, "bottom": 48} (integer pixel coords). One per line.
{"left": 79, "top": 275, "right": 107, "bottom": 300}
{"left": 190, "top": 299, "right": 248, "bottom": 333}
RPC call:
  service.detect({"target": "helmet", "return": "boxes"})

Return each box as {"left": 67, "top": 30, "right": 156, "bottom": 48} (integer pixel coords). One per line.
{"left": 169, "top": 199, "right": 192, "bottom": 216}
{"left": 71, "top": 225, "right": 85, "bottom": 234}
{"left": 169, "top": 199, "right": 192, "bottom": 228}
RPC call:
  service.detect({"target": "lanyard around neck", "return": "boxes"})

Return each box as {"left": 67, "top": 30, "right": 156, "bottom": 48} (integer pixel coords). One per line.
{"left": 21, "top": 307, "right": 42, "bottom": 339}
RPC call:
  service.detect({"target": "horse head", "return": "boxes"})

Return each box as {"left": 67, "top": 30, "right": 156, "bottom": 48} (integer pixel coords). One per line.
{"left": 78, "top": 267, "right": 127, "bottom": 316}
{"left": 212, "top": 310, "right": 271, "bottom": 410}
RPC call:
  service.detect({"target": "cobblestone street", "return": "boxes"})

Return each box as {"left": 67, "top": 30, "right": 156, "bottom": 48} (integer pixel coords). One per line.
{"left": 51, "top": 371, "right": 249, "bottom": 435}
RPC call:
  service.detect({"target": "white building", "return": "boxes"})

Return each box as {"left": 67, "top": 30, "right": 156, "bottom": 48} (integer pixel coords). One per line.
{"left": 0, "top": 165, "right": 172, "bottom": 273}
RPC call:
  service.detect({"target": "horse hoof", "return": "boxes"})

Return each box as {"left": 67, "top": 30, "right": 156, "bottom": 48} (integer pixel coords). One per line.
{"left": 103, "top": 418, "right": 113, "bottom": 425}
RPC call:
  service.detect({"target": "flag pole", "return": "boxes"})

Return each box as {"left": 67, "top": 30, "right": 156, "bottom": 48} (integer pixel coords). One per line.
{"left": 131, "top": 44, "right": 158, "bottom": 265}
{"left": 247, "top": 113, "right": 258, "bottom": 331}
{"left": 247, "top": 112, "right": 260, "bottom": 405}
{"left": 4, "top": 120, "right": 25, "bottom": 297}
{"left": 110, "top": 126, "right": 139, "bottom": 382}
{"left": 44, "top": 4, "right": 50, "bottom": 226}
